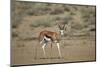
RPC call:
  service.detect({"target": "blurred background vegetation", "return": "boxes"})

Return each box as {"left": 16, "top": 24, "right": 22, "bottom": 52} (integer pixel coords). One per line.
{"left": 11, "top": 1, "right": 96, "bottom": 38}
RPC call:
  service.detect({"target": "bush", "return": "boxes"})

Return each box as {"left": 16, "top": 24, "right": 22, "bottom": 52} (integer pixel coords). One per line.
{"left": 30, "top": 16, "right": 56, "bottom": 27}
{"left": 50, "top": 8, "right": 64, "bottom": 15}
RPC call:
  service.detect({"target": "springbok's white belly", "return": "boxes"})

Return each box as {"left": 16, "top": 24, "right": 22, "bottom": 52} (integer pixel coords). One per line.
{"left": 44, "top": 36, "right": 51, "bottom": 41}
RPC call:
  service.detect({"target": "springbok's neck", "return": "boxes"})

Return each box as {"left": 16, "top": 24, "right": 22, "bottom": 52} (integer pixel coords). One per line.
{"left": 58, "top": 32, "right": 64, "bottom": 40}
{"left": 59, "top": 30, "right": 64, "bottom": 37}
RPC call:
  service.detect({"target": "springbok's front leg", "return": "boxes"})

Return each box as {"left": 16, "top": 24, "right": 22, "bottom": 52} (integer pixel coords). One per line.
{"left": 56, "top": 42, "right": 62, "bottom": 58}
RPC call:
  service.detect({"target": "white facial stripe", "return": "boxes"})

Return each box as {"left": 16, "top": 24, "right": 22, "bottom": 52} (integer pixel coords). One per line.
{"left": 60, "top": 30, "right": 64, "bottom": 35}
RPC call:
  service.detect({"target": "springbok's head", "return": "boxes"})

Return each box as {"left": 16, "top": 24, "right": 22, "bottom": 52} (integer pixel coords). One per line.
{"left": 58, "top": 24, "right": 66, "bottom": 37}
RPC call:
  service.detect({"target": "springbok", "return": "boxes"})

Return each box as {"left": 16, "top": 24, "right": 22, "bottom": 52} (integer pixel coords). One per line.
{"left": 37, "top": 24, "right": 66, "bottom": 59}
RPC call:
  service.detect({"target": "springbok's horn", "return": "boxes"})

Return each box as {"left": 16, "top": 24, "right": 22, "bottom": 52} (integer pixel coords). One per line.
{"left": 63, "top": 24, "right": 66, "bottom": 29}
{"left": 58, "top": 24, "right": 61, "bottom": 29}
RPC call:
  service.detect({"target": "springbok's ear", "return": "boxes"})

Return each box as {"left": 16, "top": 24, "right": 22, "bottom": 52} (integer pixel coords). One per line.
{"left": 65, "top": 26, "right": 67, "bottom": 30}
{"left": 63, "top": 24, "right": 66, "bottom": 29}
{"left": 64, "top": 24, "right": 67, "bottom": 30}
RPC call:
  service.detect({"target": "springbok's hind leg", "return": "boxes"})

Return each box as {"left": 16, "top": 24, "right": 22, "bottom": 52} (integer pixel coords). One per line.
{"left": 42, "top": 43, "right": 47, "bottom": 58}
{"left": 50, "top": 42, "right": 53, "bottom": 59}
{"left": 40, "top": 38, "right": 44, "bottom": 44}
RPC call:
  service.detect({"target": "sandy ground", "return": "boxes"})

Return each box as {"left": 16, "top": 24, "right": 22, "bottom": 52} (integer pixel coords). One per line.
{"left": 11, "top": 35, "right": 96, "bottom": 65}
{"left": 11, "top": 14, "right": 96, "bottom": 66}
